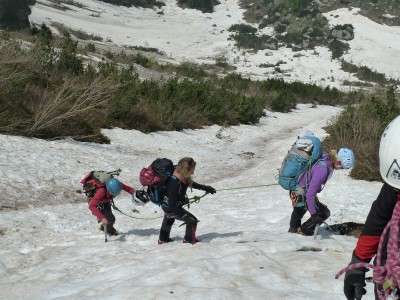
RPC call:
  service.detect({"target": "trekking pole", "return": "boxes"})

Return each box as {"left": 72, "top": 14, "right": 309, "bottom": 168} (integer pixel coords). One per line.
{"left": 104, "top": 224, "right": 108, "bottom": 243}
{"left": 313, "top": 224, "right": 320, "bottom": 240}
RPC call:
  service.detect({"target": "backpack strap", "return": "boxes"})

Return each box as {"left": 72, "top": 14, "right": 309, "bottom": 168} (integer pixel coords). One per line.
{"left": 301, "top": 158, "right": 329, "bottom": 194}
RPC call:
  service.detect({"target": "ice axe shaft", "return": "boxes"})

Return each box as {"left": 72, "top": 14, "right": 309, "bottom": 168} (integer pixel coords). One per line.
{"left": 104, "top": 224, "right": 108, "bottom": 242}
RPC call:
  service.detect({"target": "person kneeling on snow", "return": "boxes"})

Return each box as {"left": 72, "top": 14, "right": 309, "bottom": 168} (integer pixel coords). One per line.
{"left": 158, "top": 157, "right": 216, "bottom": 245}
{"left": 89, "top": 178, "right": 135, "bottom": 236}
{"left": 288, "top": 148, "right": 355, "bottom": 235}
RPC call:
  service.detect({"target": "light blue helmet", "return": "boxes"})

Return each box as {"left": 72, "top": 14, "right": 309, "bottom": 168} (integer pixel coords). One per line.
{"left": 338, "top": 148, "right": 355, "bottom": 169}
{"left": 105, "top": 178, "right": 122, "bottom": 196}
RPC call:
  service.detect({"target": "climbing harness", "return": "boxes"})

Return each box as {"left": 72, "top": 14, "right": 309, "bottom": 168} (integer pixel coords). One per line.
{"left": 335, "top": 201, "right": 400, "bottom": 300}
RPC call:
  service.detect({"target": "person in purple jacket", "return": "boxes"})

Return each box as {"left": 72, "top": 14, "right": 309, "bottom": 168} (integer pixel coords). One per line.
{"left": 288, "top": 147, "right": 355, "bottom": 235}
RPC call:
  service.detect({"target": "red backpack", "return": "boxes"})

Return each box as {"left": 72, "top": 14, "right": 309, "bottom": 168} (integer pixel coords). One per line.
{"left": 139, "top": 158, "right": 174, "bottom": 205}
{"left": 80, "top": 169, "right": 121, "bottom": 200}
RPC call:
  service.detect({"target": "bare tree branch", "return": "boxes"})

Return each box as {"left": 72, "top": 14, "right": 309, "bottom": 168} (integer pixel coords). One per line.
{"left": 26, "top": 75, "right": 119, "bottom": 134}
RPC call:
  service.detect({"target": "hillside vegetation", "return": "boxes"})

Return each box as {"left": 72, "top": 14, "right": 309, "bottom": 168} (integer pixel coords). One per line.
{"left": 229, "top": 0, "right": 400, "bottom": 62}
{"left": 0, "top": 27, "right": 357, "bottom": 142}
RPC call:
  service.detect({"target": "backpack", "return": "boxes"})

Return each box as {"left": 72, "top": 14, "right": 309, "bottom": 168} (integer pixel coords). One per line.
{"left": 278, "top": 135, "right": 323, "bottom": 195}
{"left": 139, "top": 158, "right": 175, "bottom": 206}
{"left": 80, "top": 169, "right": 121, "bottom": 200}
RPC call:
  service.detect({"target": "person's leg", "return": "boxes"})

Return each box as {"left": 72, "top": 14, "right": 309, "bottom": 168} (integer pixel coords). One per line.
{"left": 289, "top": 206, "right": 307, "bottom": 232}
{"left": 317, "top": 202, "right": 331, "bottom": 222}
{"left": 99, "top": 203, "right": 117, "bottom": 235}
{"left": 183, "top": 212, "right": 198, "bottom": 244}
{"left": 300, "top": 204, "right": 330, "bottom": 236}
{"left": 159, "top": 212, "right": 175, "bottom": 243}
{"left": 170, "top": 208, "right": 199, "bottom": 244}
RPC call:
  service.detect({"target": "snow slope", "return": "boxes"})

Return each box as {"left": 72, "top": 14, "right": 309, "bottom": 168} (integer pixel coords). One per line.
{"left": 0, "top": 105, "right": 383, "bottom": 299}
{"left": 30, "top": 1, "right": 400, "bottom": 89}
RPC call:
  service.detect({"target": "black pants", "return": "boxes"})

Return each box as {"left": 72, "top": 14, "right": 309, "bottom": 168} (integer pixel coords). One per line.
{"left": 159, "top": 207, "right": 198, "bottom": 243}
{"left": 290, "top": 202, "right": 330, "bottom": 234}
{"left": 98, "top": 203, "right": 116, "bottom": 225}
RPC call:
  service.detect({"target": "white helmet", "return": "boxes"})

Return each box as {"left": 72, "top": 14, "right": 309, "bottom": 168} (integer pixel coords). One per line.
{"left": 298, "top": 129, "right": 314, "bottom": 139}
{"left": 379, "top": 115, "right": 400, "bottom": 189}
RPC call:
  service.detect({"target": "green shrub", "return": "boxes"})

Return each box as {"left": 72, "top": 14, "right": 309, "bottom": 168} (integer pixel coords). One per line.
{"left": 96, "top": 0, "right": 164, "bottom": 8}
{"left": 324, "top": 86, "right": 400, "bottom": 181}
{"left": 270, "top": 91, "right": 297, "bottom": 112}
{"left": 177, "top": 0, "right": 220, "bottom": 13}
{"left": 85, "top": 43, "right": 96, "bottom": 52}
{"left": 0, "top": 0, "right": 35, "bottom": 30}
{"left": 328, "top": 39, "right": 349, "bottom": 59}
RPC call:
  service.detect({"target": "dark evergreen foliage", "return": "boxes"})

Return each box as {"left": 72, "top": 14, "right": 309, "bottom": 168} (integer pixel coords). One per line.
{"left": 177, "top": 0, "right": 220, "bottom": 13}
{"left": 96, "top": 0, "right": 164, "bottom": 8}
{"left": 0, "top": 0, "right": 36, "bottom": 30}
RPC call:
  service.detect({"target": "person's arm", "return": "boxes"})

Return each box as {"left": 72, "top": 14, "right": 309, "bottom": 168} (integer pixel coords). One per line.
{"left": 343, "top": 183, "right": 398, "bottom": 299}
{"left": 192, "top": 181, "right": 216, "bottom": 194}
{"left": 305, "top": 164, "right": 328, "bottom": 215}
{"left": 121, "top": 182, "right": 135, "bottom": 194}
{"left": 354, "top": 182, "right": 398, "bottom": 260}
{"left": 88, "top": 187, "right": 107, "bottom": 220}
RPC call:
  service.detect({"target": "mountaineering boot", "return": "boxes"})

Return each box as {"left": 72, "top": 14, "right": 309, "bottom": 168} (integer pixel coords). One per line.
{"left": 183, "top": 238, "right": 200, "bottom": 244}
{"left": 288, "top": 227, "right": 300, "bottom": 233}
{"left": 297, "top": 228, "right": 313, "bottom": 236}
{"left": 157, "top": 238, "right": 174, "bottom": 245}
{"left": 99, "top": 224, "right": 118, "bottom": 236}
{"left": 108, "top": 225, "right": 118, "bottom": 236}
{"left": 158, "top": 230, "right": 173, "bottom": 244}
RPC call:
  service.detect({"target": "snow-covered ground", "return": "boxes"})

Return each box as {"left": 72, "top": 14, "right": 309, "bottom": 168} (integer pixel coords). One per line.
{"left": 2, "top": 2, "right": 395, "bottom": 298}
{"left": 30, "top": 1, "right": 400, "bottom": 89}
{"left": 0, "top": 104, "right": 383, "bottom": 299}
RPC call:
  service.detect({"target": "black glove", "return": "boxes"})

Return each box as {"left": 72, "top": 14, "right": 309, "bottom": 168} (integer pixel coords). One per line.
{"left": 202, "top": 185, "right": 216, "bottom": 194}
{"left": 344, "top": 252, "right": 367, "bottom": 300}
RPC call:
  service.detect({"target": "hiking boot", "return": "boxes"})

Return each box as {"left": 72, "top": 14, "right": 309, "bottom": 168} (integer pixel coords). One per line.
{"left": 99, "top": 224, "right": 118, "bottom": 236}
{"left": 183, "top": 238, "right": 200, "bottom": 244}
{"left": 157, "top": 238, "right": 174, "bottom": 245}
{"left": 297, "top": 228, "right": 313, "bottom": 236}
{"left": 288, "top": 227, "right": 300, "bottom": 233}
{"left": 108, "top": 227, "right": 118, "bottom": 236}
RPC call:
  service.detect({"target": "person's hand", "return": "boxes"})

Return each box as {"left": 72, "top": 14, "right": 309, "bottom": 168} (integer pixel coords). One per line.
{"left": 344, "top": 253, "right": 367, "bottom": 300}
{"left": 290, "top": 191, "right": 300, "bottom": 206}
{"left": 101, "top": 218, "right": 109, "bottom": 225}
{"left": 203, "top": 185, "right": 216, "bottom": 194}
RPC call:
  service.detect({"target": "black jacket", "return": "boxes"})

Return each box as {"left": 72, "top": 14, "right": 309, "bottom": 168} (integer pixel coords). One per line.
{"left": 354, "top": 182, "right": 399, "bottom": 261}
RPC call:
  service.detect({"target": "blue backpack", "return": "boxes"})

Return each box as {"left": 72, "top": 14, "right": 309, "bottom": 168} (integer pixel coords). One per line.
{"left": 278, "top": 136, "right": 323, "bottom": 195}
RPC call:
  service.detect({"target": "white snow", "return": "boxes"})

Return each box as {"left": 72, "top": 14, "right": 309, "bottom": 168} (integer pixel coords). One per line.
{"left": 1, "top": 1, "right": 396, "bottom": 298}
{"left": 0, "top": 104, "right": 383, "bottom": 299}
{"left": 30, "top": 1, "right": 400, "bottom": 89}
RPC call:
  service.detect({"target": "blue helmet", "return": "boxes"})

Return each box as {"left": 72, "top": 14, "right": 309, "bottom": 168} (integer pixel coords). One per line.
{"left": 105, "top": 178, "right": 122, "bottom": 196}
{"left": 338, "top": 148, "right": 355, "bottom": 169}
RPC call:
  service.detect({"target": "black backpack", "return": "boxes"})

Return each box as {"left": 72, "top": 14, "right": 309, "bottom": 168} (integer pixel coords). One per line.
{"left": 139, "top": 158, "right": 175, "bottom": 206}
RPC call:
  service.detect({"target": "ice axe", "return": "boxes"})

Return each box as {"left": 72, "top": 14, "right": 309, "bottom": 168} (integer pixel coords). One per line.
{"left": 104, "top": 224, "right": 108, "bottom": 243}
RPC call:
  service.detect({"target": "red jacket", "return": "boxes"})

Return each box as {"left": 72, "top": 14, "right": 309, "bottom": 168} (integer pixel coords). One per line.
{"left": 88, "top": 182, "right": 135, "bottom": 220}
{"left": 354, "top": 182, "right": 400, "bottom": 261}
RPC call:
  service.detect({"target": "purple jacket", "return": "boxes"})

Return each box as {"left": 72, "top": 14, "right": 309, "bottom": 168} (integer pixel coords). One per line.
{"left": 298, "top": 153, "right": 333, "bottom": 215}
